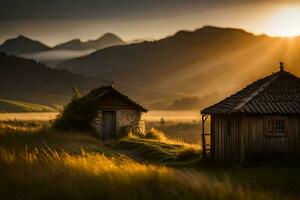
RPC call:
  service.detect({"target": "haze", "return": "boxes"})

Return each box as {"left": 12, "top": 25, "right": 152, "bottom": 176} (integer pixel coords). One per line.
{"left": 1, "top": 0, "right": 300, "bottom": 45}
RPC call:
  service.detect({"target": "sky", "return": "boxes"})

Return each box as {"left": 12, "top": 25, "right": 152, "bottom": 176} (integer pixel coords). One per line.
{"left": 1, "top": 0, "right": 300, "bottom": 46}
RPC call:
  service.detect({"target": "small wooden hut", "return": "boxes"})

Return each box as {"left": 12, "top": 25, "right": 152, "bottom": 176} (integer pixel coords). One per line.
{"left": 90, "top": 86, "right": 147, "bottom": 139}
{"left": 201, "top": 63, "right": 300, "bottom": 162}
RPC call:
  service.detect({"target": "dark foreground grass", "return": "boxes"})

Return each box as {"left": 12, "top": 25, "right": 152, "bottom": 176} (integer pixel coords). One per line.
{"left": 0, "top": 120, "right": 299, "bottom": 200}
{"left": 113, "top": 136, "right": 300, "bottom": 198}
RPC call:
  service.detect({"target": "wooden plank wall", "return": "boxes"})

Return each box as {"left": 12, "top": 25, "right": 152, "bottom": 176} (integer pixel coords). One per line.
{"left": 212, "top": 115, "right": 240, "bottom": 161}
{"left": 288, "top": 117, "right": 300, "bottom": 154}
{"left": 240, "top": 115, "right": 300, "bottom": 156}
{"left": 212, "top": 114, "right": 300, "bottom": 161}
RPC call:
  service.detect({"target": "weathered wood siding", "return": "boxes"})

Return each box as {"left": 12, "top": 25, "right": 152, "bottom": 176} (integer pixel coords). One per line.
{"left": 211, "top": 114, "right": 300, "bottom": 161}
{"left": 240, "top": 115, "right": 300, "bottom": 158}
{"left": 211, "top": 114, "right": 241, "bottom": 161}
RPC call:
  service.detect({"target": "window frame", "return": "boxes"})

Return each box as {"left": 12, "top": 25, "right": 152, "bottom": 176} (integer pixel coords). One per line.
{"left": 265, "top": 117, "right": 287, "bottom": 137}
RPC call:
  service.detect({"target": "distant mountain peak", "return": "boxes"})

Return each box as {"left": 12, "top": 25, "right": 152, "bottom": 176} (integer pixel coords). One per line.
{"left": 87, "top": 32, "right": 124, "bottom": 43}
{"left": 101, "top": 32, "right": 120, "bottom": 39}
{"left": 54, "top": 33, "right": 125, "bottom": 51}
{"left": 198, "top": 25, "right": 251, "bottom": 35}
{"left": 69, "top": 38, "right": 82, "bottom": 43}
{"left": 0, "top": 35, "right": 50, "bottom": 55}
{"left": 17, "top": 35, "right": 29, "bottom": 39}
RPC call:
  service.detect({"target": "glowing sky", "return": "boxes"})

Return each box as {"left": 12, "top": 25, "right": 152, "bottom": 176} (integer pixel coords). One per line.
{"left": 1, "top": 0, "right": 300, "bottom": 46}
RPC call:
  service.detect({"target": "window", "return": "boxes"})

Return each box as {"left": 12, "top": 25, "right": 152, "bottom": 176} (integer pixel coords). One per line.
{"left": 267, "top": 119, "right": 285, "bottom": 136}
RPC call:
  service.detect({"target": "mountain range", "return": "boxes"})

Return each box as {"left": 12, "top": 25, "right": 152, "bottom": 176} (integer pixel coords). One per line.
{"left": 56, "top": 26, "right": 300, "bottom": 108}
{"left": 2, "top": 26, "right": 300, "bottom": 110}
{"left": 54, "top": 33, "right": 125, "bottom": 50}
{"left": 0, "top": 33, "right": 126, "bottom": 67}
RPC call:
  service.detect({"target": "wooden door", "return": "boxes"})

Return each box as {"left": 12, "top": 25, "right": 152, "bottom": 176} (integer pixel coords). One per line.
{"left": 223, "top": 117, "right": 240, "bottom": 161}
{"left": 102, "top": 111, "right": 117, "bottom": 139}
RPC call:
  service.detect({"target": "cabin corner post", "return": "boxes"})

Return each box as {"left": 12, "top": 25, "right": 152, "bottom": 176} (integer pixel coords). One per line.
{"left": 201, "top": 114, "right": 209, "bottom": 159}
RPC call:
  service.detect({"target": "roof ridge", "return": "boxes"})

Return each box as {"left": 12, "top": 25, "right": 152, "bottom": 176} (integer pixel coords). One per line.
{"left": 89, "top": 85, "right": 148, "bottom": 112}
{"left": 230, "top": 73, "right": 280, "bottom": 113}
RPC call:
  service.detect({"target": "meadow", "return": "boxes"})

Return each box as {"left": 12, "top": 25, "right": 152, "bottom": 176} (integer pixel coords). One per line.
{"left": 0, "top": 110, "right": 200, "bottom": 121}
{"left": 0, "top": 120, "right": 300, "bottom": 200}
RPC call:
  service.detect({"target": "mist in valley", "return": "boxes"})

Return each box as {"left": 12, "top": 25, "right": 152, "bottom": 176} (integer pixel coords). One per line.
{"left": 20, "top": 49, "right": 95, "bottom": 67}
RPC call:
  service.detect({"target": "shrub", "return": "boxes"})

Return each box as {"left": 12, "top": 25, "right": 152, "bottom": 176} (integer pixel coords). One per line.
{"left": 119, "top": 126, "right": 145, "bottom": 138}
{"left": 52, "top": 95, "right": 99, "bottom": 132}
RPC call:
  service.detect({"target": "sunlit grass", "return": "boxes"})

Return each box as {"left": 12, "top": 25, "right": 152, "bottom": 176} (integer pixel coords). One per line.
{"left": 0, "top": 112, "right": 58, "bottom": 121}
{"left": 0, "top": 120, "right": 298, "bottom": 200}
{"left": 0, "top": 110, "right": 200, "bottom": 122}
{"left": 118, "top": 127, "right": 201, "bottom": 163}
{"left": 0, "top": 146, "right": 282, "bottom": 200}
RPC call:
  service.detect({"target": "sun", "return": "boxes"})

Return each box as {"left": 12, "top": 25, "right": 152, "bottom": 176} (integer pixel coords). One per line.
{"left": 268, "top": 5, "right": 300, "bottom": 37}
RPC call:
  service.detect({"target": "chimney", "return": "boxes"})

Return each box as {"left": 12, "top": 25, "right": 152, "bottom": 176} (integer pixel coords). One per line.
{"left": 279, "top": 62, "right": 285, "bottom": 72}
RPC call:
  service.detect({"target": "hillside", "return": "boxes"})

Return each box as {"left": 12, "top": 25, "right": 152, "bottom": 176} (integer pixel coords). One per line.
{"left": 0, "top": 52, "right": 103, "bottom": 106}
{"left": 0, "top": 99, "right": 56, "bottom": 113}
{"left": 0, "top": 35, "right": 51, "bottom": 54}
{"left": 57, "top": 26, "right": 300, "bottom": 109}
{"left": 54, "top": 33, "right": 125, "bottom": 50}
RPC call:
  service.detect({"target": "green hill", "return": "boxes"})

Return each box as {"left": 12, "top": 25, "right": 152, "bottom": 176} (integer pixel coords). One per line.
{"left": 0, "top": 52, "right": 103, "bottom": 106}
{"left": 0, "top": 99, "right": 56, "bottom": 113}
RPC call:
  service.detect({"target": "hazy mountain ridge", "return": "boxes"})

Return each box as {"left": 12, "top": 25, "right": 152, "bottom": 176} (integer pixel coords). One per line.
{"left": 54, "top": 39, "right": 84, "bottom": 50}
{"left": 0, "top": 33, "right": 126, "bottom": 67}
{"left": 57, "top": 26, "right": 264, "bottom": 75}
{"left": 2, "top": 26, "right": 300, "bottom": 110}
{"left": 56, "top": 26, "right": 300, "bottom": 109}
{"left": 53, "top": 33, "right": 125, "bottom": 50}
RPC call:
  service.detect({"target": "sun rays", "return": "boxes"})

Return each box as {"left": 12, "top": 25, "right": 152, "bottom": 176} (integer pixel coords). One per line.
{"left": 268, "top": 5, "right": 300, "bottom": 37}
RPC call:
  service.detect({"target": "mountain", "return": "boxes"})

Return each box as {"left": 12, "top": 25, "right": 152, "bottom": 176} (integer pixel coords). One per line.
{"left": 53, "top": 39, "right": 84, "bottom": 50}
{"left": 2, "top": 33, "right": 125, "bottom": 67}
{"left": 57, "top": 26, "right": 300, "bottom": 109}
{"left": 84, "top": 33, "right": 126, "bottom": 49}
{"left": 54, "top": 33, "right": 125, "bottom": 50}
{"left": 0, "top": 35, "right": 51, "bottom": 54}
{"left": 0, "top": 52, "right": 104, "bottom": 106}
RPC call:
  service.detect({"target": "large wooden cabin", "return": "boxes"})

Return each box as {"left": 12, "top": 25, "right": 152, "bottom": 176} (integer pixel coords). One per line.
{"left": 201, "top": 63, "right": 300, "bottom": 162}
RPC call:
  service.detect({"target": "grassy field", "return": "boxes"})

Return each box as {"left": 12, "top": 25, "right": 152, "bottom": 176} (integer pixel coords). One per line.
{"left": 0, "top": 120, "right": 299, "bottom": 200}
{"left": 0, "top": 110, "right": 200, "bottom": 122}
{"left": 146, "top": 121, "right": 201, "bottom": 143}
{"left": 0, "top": 99, "right": 56, "bottom": 113}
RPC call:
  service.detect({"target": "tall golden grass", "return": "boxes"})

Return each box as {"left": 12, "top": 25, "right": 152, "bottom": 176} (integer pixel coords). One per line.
{"left": 0, "top": 121, "right": 293, "bottom": 200}
{"left": 0, "top": 146, "right": 281, "bottom": 200}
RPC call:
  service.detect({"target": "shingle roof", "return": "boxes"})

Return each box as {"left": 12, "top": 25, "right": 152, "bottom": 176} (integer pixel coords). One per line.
{"left": 201, "top": 67, "right": 300, "bottom": 115}
{"left": 87, "top": 85, "right": 148, "bottom": 112}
